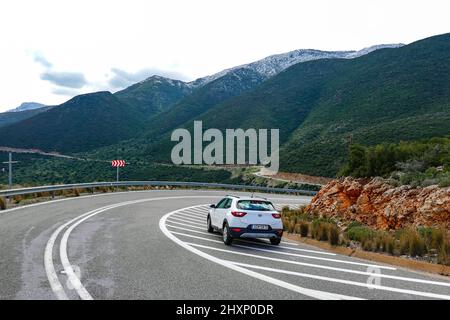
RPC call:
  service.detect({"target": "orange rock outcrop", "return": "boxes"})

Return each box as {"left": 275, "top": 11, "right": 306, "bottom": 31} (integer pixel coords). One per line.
{"left": 306, "top": 177, "right": 450, "bottom": 230}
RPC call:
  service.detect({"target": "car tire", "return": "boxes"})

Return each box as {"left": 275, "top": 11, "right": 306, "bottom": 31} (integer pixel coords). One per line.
{"left": 222, "top": 223, "right": 233, "bottom": 246}
{"left": 207, "top": 215, "right": 214, "bottom": 233}
{"left": 270, "top": 238, "right": 281, "bottom": 245}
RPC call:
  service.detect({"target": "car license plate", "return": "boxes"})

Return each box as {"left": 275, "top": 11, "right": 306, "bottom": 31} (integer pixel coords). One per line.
{"left": 252, "top": 224, "right": 269, "bottom": 230}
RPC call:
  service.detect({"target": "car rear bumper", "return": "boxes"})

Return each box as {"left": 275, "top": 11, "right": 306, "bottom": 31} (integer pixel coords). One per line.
{"left": 229, "top": 227, "right": 283, "bottom": 239}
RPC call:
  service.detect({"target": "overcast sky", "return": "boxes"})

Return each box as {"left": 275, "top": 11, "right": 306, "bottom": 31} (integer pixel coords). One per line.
{"left": 0, "top": 0, "right": 449, "bottom": 111}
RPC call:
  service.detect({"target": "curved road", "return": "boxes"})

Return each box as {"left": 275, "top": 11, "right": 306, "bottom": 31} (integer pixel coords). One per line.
{"left": 1, "top": 189, "right": 449, "bottom": 300}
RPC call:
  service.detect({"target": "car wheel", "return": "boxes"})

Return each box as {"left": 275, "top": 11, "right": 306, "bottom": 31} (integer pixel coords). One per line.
{"left": 270, "top": 238, "right": 281, "bottom": 245}
{"left": 222, "top": 223, "right": 233, "bottom": 245}
{"left": 207, "top": 215, "right": 214, "bottom": 233}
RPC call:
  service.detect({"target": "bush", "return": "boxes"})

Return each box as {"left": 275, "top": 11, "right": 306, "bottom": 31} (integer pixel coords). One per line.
{"left": 0, "top": 197, "right": 6, "bottom": 210}
{"left": 287, "top": 221, "right": 295, "bottom": 233}
{"left": 399, "top": 229, "right": 426, "bottom": 257}
{"left": 362, "top": 240, "right": 374, "bottom": 251}
{"left": 383, "top": 234, "right": 396, "bottom": 254}
{"left": 299, "top": 222, "right": 309, "bottom": 237}
{"left": 329, "top": 224, "right": 340, "bottom": 245}
{"left": 311, "top": 219, "right": 336, "bottom": 242}
{"left": 437, "top": 241, "right": 450, "bottom": 266}
{"left": 431, "top": 228, "right": 446, "bottom": 251}
{"left": 347, "top": 225, "right": 375, "bottom": 243}
{"left": 12, "top": 194, "right": 24, "bottom": 204}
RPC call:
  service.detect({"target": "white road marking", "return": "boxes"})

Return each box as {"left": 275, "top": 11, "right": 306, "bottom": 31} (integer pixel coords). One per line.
{"left": 280, "top": 240, "right": 299, "bottom": 246}
{"left": 187, "top": 242, "right": 450, "bottom": 287}
{"left": 180, "top": 211, "right": 207, "bottom": 219}
{"left": 167, "top": 216, "right": 206, "bottom": 226}
{"left": 167, "top": 221, "right": 335, "bottom": 255}
{"left": 173, "top": 212, "right": 205, "bottom": 222}
{"left": 166, "top": 224, "right": 222, "bottom": 237}
{"left": 45, "top": 203, "right": 124, "bottom": 300}
{"left": 44, "top": 223, "right": 70, "bottom": 300}
{"left": 44, "top": 195, "right": 221, "bottom": 300}
{"left": 169, "top": 230, "right": 395, "bottom": 270}
{"left": 164, "top": 220, "right": 207, "bottom": 230}
{"left": 160, "top": 207, "right": 363, "bottom": 300}
{"left": 230, "top": 261, "right": 450, "bottom": 300}
{"left": 182, "top": 208, "right": 209, "bottom": 216}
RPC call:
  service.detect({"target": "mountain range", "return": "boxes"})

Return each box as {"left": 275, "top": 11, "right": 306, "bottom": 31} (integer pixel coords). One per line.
{"left": 0, "top": 34, "right": 448, "bottom": 179}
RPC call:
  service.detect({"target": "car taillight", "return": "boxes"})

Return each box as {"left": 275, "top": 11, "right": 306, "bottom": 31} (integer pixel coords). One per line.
{"left": 272, "top": 213, "right": 281, "bottom": 219}
{"left": 231, "top": 211, "right": 247, "bottom": 217}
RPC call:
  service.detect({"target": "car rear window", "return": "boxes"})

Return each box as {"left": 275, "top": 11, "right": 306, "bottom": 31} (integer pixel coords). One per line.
{"left": 236, "top": 200, "right": 275, "bottom": 211}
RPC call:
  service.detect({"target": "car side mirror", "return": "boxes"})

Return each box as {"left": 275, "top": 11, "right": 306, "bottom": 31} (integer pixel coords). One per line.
{"left": 210, "top": 204, "right": 216, "bottom": 208}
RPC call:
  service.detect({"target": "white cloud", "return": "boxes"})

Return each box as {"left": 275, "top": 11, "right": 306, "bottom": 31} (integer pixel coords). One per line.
{"left": 0, "top": 0, "right": 449, "bottom": 111}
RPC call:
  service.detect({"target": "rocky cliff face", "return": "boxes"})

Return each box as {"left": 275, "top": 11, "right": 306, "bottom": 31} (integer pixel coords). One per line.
{"left": 306, "top": 177, "right": 450, "bottom": 230}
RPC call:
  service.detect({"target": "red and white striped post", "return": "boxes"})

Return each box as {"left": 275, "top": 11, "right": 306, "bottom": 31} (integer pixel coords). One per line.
{"left": 111, "top": 160, "right": 126, "bottom": 182}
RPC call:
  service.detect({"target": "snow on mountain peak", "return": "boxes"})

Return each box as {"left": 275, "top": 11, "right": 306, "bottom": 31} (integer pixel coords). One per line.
{"left": 189, "top": 44, "right": 404, "bottom": 87}
{"left": 7, "top": 102, "right": 47, "bottom": 113}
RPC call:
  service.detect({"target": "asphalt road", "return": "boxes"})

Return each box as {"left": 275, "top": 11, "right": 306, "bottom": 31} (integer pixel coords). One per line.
{"left": 1, "top": 189, "right": 449, "bottom": 300}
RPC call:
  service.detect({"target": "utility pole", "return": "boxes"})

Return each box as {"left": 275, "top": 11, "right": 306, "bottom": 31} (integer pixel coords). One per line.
{"left": 2, "top": 153, "right": 18, "bottom": 189}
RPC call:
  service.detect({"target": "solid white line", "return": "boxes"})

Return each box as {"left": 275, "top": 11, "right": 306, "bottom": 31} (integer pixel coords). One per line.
{"left": 164, "top": 220, "right": 207, "bottom": 230}
{"left": 187, "top": 242, "right": 450, "bottom": 287}
{"left": 160, "top": 208, "right": 363, "bottom": 300}
{"left": 172, "top": 211, "right": 205, "bottom": 220}
{"left": 170, "top": 231, "right": 222, "bottom": 243}
{"left": 169, "top": 230, "right": 394, "bottom": 270}
{"left": 166, "top": 224, "right": 333, "bottom": 256}
{"left": 3, "top": 189, "right": 301, "bottom": 216}
{"left": 167, "top": 216, "right": 205, "bottom": 226}
{"left": 179, "top": 211, "right": 207, "bottom": 219}
{"left": 232, "top": 243, "right": 394, "bottom": 270}
{"left": 44, "top": 203, "right": 123, "bottom": 300}
{"left": 280, "top": 241, "right": 300, "bottom": 246}
{"left": 182, "top": 208, "right": 209, "bottom": 215}
{"left": 230, "top": 262, "right": 450, "bottom": 300}
{"left": 45, "top": 196, "right": 219, "bottom": 300}
{"left": 173, "top": 212, "right": 205, "bottom": 222}
{"left": 166, "top": 224, "right": 222, "bottom": 237}
{"left": 44, "top": 223, "right": 70, "bottom": 300}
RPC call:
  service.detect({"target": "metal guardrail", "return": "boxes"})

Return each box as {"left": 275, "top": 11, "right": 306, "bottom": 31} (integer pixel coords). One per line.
{"left": 0, "top": 181, "right": 318, "bottom": 198}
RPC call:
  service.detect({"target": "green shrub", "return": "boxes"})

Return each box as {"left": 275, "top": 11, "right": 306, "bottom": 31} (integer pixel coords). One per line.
{"left": 347, "top": 221, "right": 364, "bottom": 229}
{"left": 347, "top": 225, "right": 375, "bottom": 243}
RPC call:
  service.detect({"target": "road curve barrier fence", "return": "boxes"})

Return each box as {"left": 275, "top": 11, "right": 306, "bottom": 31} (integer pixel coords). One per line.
{"left": 0, "top": 181, "right": 318, "bottom": 202}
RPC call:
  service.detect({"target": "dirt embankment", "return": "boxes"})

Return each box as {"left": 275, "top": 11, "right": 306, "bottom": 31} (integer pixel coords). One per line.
{"left": 306, "top": 177, "right": 450, "bottom": 230}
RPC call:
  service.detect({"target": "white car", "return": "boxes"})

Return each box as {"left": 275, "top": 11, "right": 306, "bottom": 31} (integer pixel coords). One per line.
{"left": 207, "top": 195, "right": 283, "bottom": 245}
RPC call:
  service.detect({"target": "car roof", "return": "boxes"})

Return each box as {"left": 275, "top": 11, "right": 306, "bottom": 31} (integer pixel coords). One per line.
{"left": 226, "top": 195, "right": 271, "bottom": 202}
